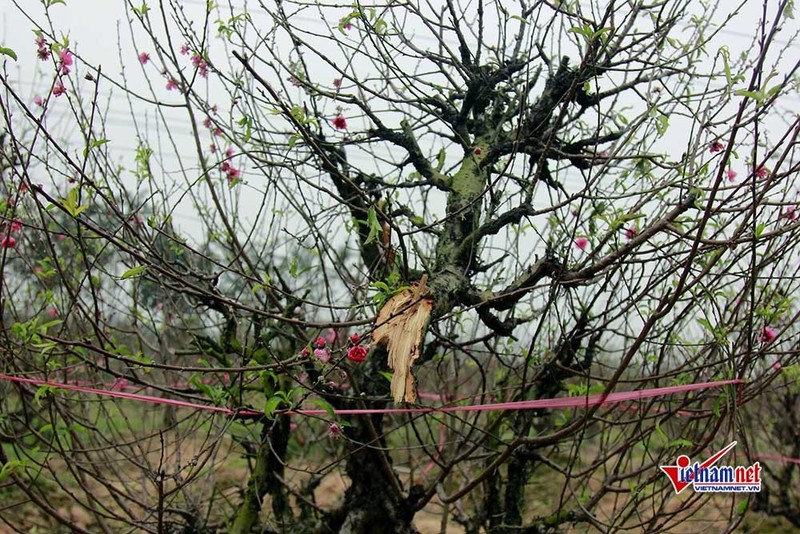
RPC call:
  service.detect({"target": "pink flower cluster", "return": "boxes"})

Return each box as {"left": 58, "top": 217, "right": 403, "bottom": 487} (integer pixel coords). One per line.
{"left": 780, "top": 206, "right": 798, "bottom": 222}
{"left": 219, "top": 147, "right": 240, "bottom": 185}
{"left": 59, "top": 49, "right": 74, "bottom": 75}
{"left": 0, "top": 218, "right": 22, "bottom": 249}
{"left": 300, "top": 329, "right": 369, "bottom": 365}
{"left": 35, "top": 36, "right": 51, "bottom": 61}
{"left": 220, "top": 161, "right": 241, "bottom": 184}
{"left": 191, "top": 53, "right": 209, "bottom": 78}
{"left": 347, "top": 332, "right": 369, "bottom": 363}
{"left": 161, "top": 48, "right": 209, "bottom": 90}
{"left": 328, "top": 422, "right": 343, "bottom": 440}
{"left": 33, "top": 37, "right": 76, "bottom": 100}
{"left": 759, "top": 326, "right": 777, "bottom": 344}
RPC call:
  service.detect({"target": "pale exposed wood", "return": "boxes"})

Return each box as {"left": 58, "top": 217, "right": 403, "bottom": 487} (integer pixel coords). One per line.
{"left": 372, "top": 275, "right": 433, "bottom": 403}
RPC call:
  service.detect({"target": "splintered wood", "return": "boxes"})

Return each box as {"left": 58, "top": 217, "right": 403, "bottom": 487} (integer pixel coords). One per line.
{"left": 372, "top": 275, "right": 432, "bottom": 403}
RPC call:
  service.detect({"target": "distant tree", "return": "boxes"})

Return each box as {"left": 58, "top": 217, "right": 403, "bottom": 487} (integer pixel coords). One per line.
{"left": 1, "top": 1, "right": 799, "bottom": 532}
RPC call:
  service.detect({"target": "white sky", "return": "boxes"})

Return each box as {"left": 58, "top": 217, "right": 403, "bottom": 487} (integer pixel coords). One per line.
{"left": 1, "top": 0, "right": 798, "bottom": 237}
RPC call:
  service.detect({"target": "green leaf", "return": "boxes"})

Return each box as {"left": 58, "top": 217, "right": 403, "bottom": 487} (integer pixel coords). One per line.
{"left": 364, "top": 206, "right": 382, "bottom": 244}
{"left": 0, "top": 47, "right": 17, "bottom": 61}
{"left": 568, "top": 24, "right": 593, "bottom": 41}
{"left": 120, "top": 265, "right": 148, "bottom": 279}
{"left": 62, "top": 187, "right": 88, "bottom": 218}
{"left": 83, "top": 138, "right": 109, "bottom": 158}
{"left": 46, "top": 0, "right": 66, "bottom": 6}
{"left": 34, "top": 385, "right": 59, "bottom": 407}
{"left": 264, "top": 395, "right": 284, "bottom": 418}
{"left": 736, "top": 499, "right": 748, "bottom": 515}
{"left": 435, "top": 148, "right": 446, "bottom": 171}
{"left": 132, "top": 2, "right": 150, "bottom": 15}
{"left": 237, "top": 115, "right": 252, "bottom": 142}
{"left": 0, "top": 459, "right": 24, "bottom": 482}
{"left": 734, "top": 89, "right": 765, "bottom": 102}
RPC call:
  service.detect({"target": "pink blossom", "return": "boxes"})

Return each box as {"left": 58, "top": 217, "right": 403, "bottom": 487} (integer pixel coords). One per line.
{"left": 772, "top": 361, "right": 782, "bottom": 372}
{"left": 625, "top": 227, "right": 638, "bottom": 240}
{"left": 347, "top": 345, "right": 369, "bottom": 363}
{"left": 328, "top": 422, "right": 343, "bottom": 439}
{"left": 209, "top": 143, "right": 217, "bottom": 153}
{"left": 166, "top": 78, "right": 178, "bottom": 91}
{"left": 191, "top": 54, "right": 208, "bottom": 78}
{"left": 180, "top": 43, "right": 190, "bottom": 55}
{"left": 780, "top": 206, "right": 798, "bottom": 222}
{"left": 10, "top": 219, "right": 22, "bottom": 233}
{"left": 52, "top": 82, "right": 66, "bottom": 97}
{"left": 36, "top": 36, "right": 50, "bottom": 61}
{"left": 47, "top": 308, "right": 58, "bottom": 318}
{"left": 203, "top": 117, "right": 212, "bottom": 129}
{"left": 575, "top": 237, "right": 589, "bottom": 250}
{"left": 709, "top": 141, "right": 724, "bottom": 153}
{"left": 324, "top": 328, "right": 337, "bottom": 344}
{"left": 333, "top": 78, "right": 342, "bottom": 88}
{"left": 313, "top": 348, "right": 331, "bottom": 364}
{"left": 33, "top": 95, "right": 44, "bottom": 107}
{"left": 212, "top": 128, "right": 223, "bottom": 136}
{"left": 339, "top": 18, "right": 353, "bottom": 31}
{"left": 315, "top": 336, "right": 327, "bottom": 348}
{"left": 226, "top": 166, "right": 241, "bottom": 184}
{"left": 332, "top": 115, "right": 347, "bottom": 130}
{"left": 0, "top": 235, "right": 16, "bottom": 248}
{"left": 756, "top": 166, "right": 770, "bottom": 179}
{"left": 138, "top": 52, "right": 150, "bottom": 65}
{"left": 726, "top": 168, "right": 737, "bottom": 182}
{"left": 759, "top": 326, "right": 777, "bottom": 344}
{"left": 349, "top": 333, "right": 360, "bottom": 344}
{"left": 109, "top": 378, "right": 128, "bottom": 391}
{"left": 59, "top": 49, "right": 74, "bottom": 75}
{"left": 300, "top": 346, "right": 310, "bottom": 357}
{"left": 225, "top": 147, "right": 234, "bottom": 158}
